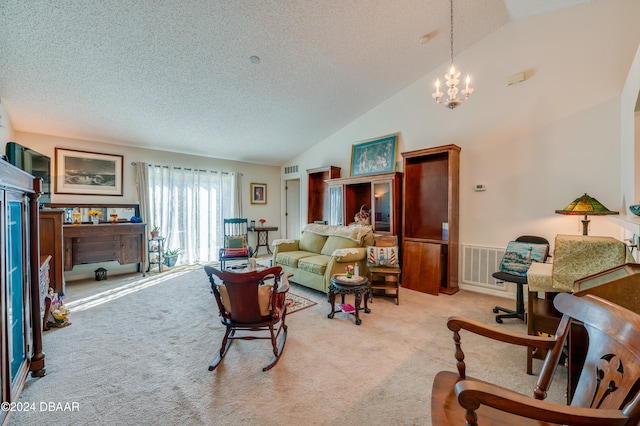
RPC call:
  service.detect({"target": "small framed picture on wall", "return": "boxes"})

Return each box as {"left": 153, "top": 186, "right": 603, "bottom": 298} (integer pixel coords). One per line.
{"left": 250, "top": 183, "right": 267, "bottom": 204}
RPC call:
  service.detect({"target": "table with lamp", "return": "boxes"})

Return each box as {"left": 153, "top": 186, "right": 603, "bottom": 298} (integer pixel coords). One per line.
{"left": 524, "top": 193, "right": 631, "bottom": 375}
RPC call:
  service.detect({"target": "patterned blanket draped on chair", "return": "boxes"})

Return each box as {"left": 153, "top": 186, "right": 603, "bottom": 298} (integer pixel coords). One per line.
{"left": 219, "top": 218, "right": 252, "bottom": 268}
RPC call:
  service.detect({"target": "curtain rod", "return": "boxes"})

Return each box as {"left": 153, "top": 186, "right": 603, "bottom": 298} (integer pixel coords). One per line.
{"left": 130, "top": 161, "right": 240, "bottom": 176}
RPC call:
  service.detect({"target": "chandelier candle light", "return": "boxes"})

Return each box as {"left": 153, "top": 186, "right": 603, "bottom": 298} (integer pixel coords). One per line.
{"left": 432, "top": 0, "right": 474, "bottom": 109}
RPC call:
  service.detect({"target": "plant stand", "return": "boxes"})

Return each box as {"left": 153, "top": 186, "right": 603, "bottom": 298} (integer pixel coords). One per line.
{"left": 147, "top": 236, "right": 165, "bottom": 273}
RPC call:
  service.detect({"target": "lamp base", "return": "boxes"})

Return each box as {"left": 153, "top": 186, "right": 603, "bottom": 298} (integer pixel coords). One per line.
{"left": 581, "top": 216, "right": 589, "bottom": 236}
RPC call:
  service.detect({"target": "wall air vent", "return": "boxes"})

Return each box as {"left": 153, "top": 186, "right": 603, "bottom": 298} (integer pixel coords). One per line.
{"left": 284, "top": 165, "right": 299, "bottom": 175}
{"left": 462, "top": 245, "right": 506, "bottom": 290}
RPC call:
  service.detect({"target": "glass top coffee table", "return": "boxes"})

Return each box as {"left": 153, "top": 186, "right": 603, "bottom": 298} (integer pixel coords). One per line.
{"left": 327, "top": 274, "right": 371, "bottom": 325}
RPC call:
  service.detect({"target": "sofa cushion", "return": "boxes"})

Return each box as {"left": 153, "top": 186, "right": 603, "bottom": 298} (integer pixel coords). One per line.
{"left": 297, "top": 254, "right": 330, "bottom": 275}
{"left": 320, "top": 235, "right": 360, "bottom": 256}
{"left": 275, "top": 251, "right": 315, "bottom": 268}
{"left": 299, "top": 231, "right": 328, "bottom": 253}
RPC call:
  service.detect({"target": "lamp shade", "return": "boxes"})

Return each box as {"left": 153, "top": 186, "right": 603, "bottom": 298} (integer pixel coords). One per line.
{"left": 555, "top": 193, "right": 618, "bottom": 216}
{"left": 555, "top": 193, "right": 618, "bottom": 236}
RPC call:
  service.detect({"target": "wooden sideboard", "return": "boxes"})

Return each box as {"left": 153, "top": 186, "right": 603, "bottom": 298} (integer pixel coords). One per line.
{"left": 63, "top": 223, "right": 146, "bottom": 272}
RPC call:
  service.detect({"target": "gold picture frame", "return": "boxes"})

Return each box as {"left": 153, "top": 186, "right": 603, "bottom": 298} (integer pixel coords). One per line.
{"left": 250, "top": 183, "right": 267, "bottom": 204}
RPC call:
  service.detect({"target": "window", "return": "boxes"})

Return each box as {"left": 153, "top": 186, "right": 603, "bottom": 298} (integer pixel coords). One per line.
{"left": 148, "top": 165, "right": 236, "bottom": 265}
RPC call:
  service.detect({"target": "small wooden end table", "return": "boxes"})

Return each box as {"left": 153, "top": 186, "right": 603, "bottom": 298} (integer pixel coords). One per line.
{"left": 249, "top": 226, "right": 278, "bottom": 257}
{"left": 327, "top": 274, "right": 371, "bottom": 325}
{"left": 369, "top": 266, "right": 401, "bottom": 305}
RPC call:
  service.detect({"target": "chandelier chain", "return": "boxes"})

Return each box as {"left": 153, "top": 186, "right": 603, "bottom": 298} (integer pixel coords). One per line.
{"left": 449, "top": 0, "right": 454, "bottom": 66}
{"left": 431, "top": 0, "right": 474, "bottom": 109}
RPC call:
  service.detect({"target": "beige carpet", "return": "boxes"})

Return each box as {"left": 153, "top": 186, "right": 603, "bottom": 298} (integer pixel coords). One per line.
{"left": 10, "top": 266, "right": 566, "bottom": 425}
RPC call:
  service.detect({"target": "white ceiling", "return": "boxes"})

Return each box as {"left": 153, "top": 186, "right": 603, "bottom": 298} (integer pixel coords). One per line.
{"left": 0, "top": 0, "right": 594, "bottom": 166}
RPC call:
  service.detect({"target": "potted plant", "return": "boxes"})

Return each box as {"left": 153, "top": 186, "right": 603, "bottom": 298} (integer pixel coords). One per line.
{"left": 163, "top": 248, "right": 181, "bottom": 267}
{"left": 150, "top": 225, "right": 160, "bottom": 239}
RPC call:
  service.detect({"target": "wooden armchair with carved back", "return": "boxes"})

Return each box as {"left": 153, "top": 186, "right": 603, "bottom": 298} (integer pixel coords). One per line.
{"left": 431, "top": 292, "right": 640, "bottom": 425}
{"left": 204, "top": 265, "right": 289, "bottom": 372}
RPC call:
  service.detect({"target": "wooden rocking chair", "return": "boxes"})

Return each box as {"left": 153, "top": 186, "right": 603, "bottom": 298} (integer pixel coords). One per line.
{"left": 204, "top": 265, "right": 289, "bottom": 372}
{"left": 218, "top": 218, "right": 252, "bottom": 269}
{"left": 431, "top": 293, "right": 640, "bottom": 425}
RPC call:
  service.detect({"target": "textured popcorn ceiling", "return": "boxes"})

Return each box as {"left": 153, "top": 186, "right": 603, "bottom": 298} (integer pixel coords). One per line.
{"left": 0, "top": 0, "right": 593, "bottom": 165}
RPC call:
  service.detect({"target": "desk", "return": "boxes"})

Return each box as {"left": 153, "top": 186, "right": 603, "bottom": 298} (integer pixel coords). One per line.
{"left": 525, "top": 234, "right": 633, "bottom": 375}
{"left": 249, "top": 226, "right": 278, "bottom": 257}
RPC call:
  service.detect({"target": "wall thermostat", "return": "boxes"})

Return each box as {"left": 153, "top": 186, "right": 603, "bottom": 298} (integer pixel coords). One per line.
{"left": 474, "top": 184, "right": 486, "bottom": 192}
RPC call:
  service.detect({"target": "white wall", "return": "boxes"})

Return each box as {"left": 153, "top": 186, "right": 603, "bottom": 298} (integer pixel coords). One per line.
{"left": 9, "top": 131, "right": 281, "bottom": 279}
{"left": 287, "top": 0, "right": 640, "bottom": 293}
{"left": 0, "top": 101, "right": 13, "bottom": 145}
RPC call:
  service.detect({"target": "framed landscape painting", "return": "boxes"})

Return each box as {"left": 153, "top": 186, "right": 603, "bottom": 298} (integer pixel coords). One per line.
{"left": 350, "top": 133, "right": 398, "bottom": 177}
{"left": 250, "top": 183, "right": 267, "bottom": 204}
{"left": 55, "top": 148, "right": 123, "bottom": 196}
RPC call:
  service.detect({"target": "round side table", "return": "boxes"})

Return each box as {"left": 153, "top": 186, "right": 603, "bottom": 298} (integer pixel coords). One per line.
{"left": 327, "top": 274, "right": 371, "bottom": 325}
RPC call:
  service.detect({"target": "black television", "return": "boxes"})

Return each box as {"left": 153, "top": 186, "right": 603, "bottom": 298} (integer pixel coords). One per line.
{"left": 6, "top": 141, "right": 51, "bottom": 204}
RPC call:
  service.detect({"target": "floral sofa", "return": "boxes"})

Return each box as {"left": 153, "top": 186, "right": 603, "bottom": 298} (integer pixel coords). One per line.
{"left": 272, "top": 223, "right": 374, "bottom": 293}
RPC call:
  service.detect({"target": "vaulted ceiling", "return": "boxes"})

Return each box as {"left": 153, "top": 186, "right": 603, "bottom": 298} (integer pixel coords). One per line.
{"left": 0, "top": 0, "right": 594, "bottom": 165}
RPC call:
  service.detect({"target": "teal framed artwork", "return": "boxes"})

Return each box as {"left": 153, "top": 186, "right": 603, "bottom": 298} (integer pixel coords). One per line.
{"left": 350, "top": 133, "right": 398, "bottom": 177}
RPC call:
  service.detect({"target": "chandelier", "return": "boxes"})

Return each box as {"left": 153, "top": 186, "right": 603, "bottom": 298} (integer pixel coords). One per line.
{"left": 432, "top": 0, "right": 474, "bottom": 109}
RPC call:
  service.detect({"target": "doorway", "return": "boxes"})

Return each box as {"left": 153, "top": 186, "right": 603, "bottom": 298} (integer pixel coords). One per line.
{"left": 285, "top": 179, "right": 300, "bottom": 239}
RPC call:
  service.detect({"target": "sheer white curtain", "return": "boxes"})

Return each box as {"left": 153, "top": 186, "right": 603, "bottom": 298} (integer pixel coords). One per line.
{"left": 134, "top": 162, "right": 150, "bottom": 224}
{"left": 147, "top": 165, "right": 237, "bottom": 265}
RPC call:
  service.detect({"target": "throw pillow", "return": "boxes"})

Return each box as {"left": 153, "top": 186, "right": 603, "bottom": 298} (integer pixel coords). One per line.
{"left": 226, "top": 235, "right": 246, "bottom": 249}
{"left": 218, "top": 283, "right": 273, "bottom": 316}
{"left": 367, "top": 246, "right": 399, "bottom": 267}
{"left": 499, "top": 241, "right": 549, "bottom": 277}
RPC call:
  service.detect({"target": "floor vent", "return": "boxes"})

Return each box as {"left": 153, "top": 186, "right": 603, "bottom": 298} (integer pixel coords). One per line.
{"left": 462, "top": 245, "right": 506, "bottom": 290}
{"left": 284, "top": 164, "right": 299, "bottom": 175}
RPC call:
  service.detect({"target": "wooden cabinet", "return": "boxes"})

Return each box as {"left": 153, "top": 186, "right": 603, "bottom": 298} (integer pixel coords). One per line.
{"left": 327, "top": 172, "right": 402, "bottom": 236}
{"left": 0, "top": 160, "right": 45, "bottom": 426}
{"left": 307, "top": 166, "right": 340, "bottom": 224}
{"left": 63, "top": 223, "right": 146, "bottom": 272}
{"left": 401, "top": 145, "right": 460, "bottom": 295}
{"left": 402, "top": 241, "right": 444, "bottom": 295}
{"left": 39, "top": 209, "right": 65, "bottom": 295}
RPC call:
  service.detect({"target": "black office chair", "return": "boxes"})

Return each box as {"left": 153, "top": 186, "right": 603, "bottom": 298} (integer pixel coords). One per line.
{"left": 492, "top": 235, "right": 549, "bottom": 323}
